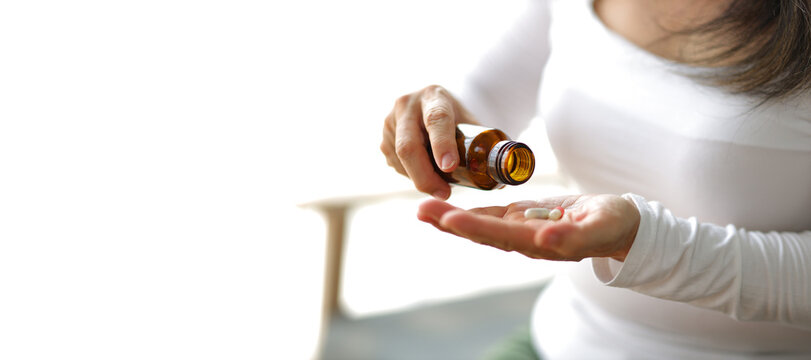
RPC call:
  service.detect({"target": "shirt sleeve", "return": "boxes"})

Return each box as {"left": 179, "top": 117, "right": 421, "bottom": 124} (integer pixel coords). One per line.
{"left": 451, "top": 0, "right": 552, "bottom": 138}
{"left": 593, "top": 193, "right": 811, "bottom": 330}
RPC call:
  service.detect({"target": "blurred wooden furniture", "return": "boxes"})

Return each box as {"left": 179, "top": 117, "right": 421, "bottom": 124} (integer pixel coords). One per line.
{"left": 300, "top": 171, "right": 568, "bottom": 360}
{"left": 299, "top": 189, "right": 422, "bottom": 320}
{"left": 300, "top": 173, "right": 567, "bottom": 321}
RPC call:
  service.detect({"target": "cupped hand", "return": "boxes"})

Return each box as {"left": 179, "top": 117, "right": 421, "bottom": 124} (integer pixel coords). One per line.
{"left": 417, "top": 194, "right": 641, "bottom": 262}
{"left": 380, "top": 85, "right": 479, "bottom": 200}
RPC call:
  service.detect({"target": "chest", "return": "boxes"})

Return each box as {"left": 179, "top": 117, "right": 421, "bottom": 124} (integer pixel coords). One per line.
{"left": 539, "top": 0, "right": 811, "bottom": 231}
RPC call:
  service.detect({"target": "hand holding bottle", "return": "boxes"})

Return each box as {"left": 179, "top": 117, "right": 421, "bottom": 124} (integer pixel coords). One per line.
{"left": 380, "top": 85, "right": 479, "bottom": 200}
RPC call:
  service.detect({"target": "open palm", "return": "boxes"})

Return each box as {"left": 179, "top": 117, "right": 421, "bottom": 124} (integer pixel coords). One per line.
{"left": 417, "top": 194, "right": 640, "bottom": 262}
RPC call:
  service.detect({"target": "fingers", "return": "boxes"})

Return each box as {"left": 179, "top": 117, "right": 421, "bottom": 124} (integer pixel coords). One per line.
{"left": 381, "top": 112, "right": 407, "bottom": 176}
{"left": 535, "top": 222, "right": 580, "bottom": 259}
{"left": 418, "top": 200, "right": 511, "bottom": 227}
{"left": 394, "top": 102, "right": 451, "bottom": 199}
{"left": 415, "top": 198, "right": 566, "bottom": 257}
{"left": 415, "top": 199, "right": 578, "bottom": 259}
{"left": 467, "top": 205, "right": 509, "bottom": 218}
{"left": 424, "top": 199, "right": 586, "bottom": 260}
{"left": 438, "top": 209, "right": 551, "bottom": 255}
{"left": 414, "top": 195, "right": 637, "bottom": 262}
{"left": 380, "top": 85, "right": 468, "bottom": 199}
{"left": 416, "top": 200, "right": 518, "bottom": 250}
{"left": 420, "top": 86, "right": 459, "bottom": 172}
{"left": 416, "top": 198, "right": 459, "bottom": 227}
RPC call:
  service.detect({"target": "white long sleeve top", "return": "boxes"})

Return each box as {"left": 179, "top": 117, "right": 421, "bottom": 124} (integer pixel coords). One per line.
{"left": 456, "top": 0, "right": 811, "bottom": 358}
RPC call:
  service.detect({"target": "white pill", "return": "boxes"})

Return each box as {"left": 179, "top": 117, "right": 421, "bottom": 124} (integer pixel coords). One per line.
{"left": 548, "top": 208, "right": 562, "bottom": 221}
{"left": 524, "top": 208, "right": 550, "bottom": 219}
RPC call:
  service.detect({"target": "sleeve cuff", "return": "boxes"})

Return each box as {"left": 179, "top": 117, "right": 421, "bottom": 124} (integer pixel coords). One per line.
{"left": 592, "top": 193, "right": 656, "bottom": 287}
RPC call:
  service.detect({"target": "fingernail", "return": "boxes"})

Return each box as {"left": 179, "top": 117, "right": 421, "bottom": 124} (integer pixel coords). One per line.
{"left": 433, "top": 189, "right": 449, "bottom": 200}
{"left": 440, "top": 153, "right": 455, "bottom": 171}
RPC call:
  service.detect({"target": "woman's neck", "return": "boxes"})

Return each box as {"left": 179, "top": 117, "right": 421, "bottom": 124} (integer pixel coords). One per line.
{"left": 593, "top": 0, "right": 736, "bottom": 65}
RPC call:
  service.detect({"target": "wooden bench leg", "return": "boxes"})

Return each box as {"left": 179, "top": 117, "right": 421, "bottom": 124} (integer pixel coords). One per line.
{"left": 321, "top": 205, "right": 348, "bottom": 320}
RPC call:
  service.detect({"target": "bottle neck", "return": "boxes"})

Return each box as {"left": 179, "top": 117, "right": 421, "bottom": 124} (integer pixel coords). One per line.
{"left": 487, "top": 140, "right": 535, "bottom": 185}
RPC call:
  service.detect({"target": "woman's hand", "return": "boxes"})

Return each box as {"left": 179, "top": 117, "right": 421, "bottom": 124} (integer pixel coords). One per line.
{"left": 417, "top": 194, "right": 641, "bottom": 262}
{"left": 380, "top": 85, "right": 479, "bottom": 200}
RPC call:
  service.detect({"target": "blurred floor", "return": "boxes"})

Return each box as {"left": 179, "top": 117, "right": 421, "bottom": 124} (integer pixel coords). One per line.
{"left": 320, "top": 282, "right": 547, "bottom": 360}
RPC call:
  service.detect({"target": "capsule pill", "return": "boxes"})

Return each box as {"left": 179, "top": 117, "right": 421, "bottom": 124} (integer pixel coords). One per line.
{"left": 524, "top": 208, "right": 550, "bottom": 219}
{"left": 548, "top": 207, "right": 564, "bottom": 221}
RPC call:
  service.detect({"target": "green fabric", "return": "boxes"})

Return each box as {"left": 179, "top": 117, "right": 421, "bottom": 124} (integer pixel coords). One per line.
{"left": 479, "top": 325, "right": 541, "bottom": 360}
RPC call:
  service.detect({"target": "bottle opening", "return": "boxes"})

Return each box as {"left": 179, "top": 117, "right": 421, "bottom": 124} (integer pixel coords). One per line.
{"left": 488, "top": 141, "right": 535, "bottom": 185}
{"left": 505, "top": 147, "right": 533, "bottom": 183}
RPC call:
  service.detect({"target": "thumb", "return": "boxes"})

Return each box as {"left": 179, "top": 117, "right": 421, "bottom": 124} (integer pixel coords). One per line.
{"left": 420, "top": 86, "right": 459, "bottom": 172}
{"left": 535, "top": 222, "right": 583, "bottom": 260}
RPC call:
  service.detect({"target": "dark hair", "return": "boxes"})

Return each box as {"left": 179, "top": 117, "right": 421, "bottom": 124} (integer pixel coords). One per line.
{"left": 679, "top": 0, "right": 811, "bottom": 101}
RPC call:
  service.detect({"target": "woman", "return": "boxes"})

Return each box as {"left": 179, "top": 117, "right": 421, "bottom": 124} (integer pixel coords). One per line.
{"left": 380, "top": 0, "right": 811, "bottom": 358}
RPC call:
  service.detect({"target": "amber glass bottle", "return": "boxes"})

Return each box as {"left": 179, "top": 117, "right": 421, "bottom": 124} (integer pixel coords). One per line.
{"left": 433, "top": 124, "right": 535, "bottom": 190}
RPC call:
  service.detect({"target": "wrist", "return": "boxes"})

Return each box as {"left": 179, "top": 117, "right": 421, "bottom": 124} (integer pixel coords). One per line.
{"left": 612, "top": 196, "right": 641, "bottom": 262}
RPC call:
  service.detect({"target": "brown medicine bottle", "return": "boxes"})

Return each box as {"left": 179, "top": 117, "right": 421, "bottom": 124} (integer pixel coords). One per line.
{"left": 432, "top": 124, "right": 535, "bottom": 190}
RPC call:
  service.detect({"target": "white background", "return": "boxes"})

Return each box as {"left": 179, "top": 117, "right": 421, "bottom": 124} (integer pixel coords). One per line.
{"left": 0, "top": 1, "right": 542, "bottom": 359}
